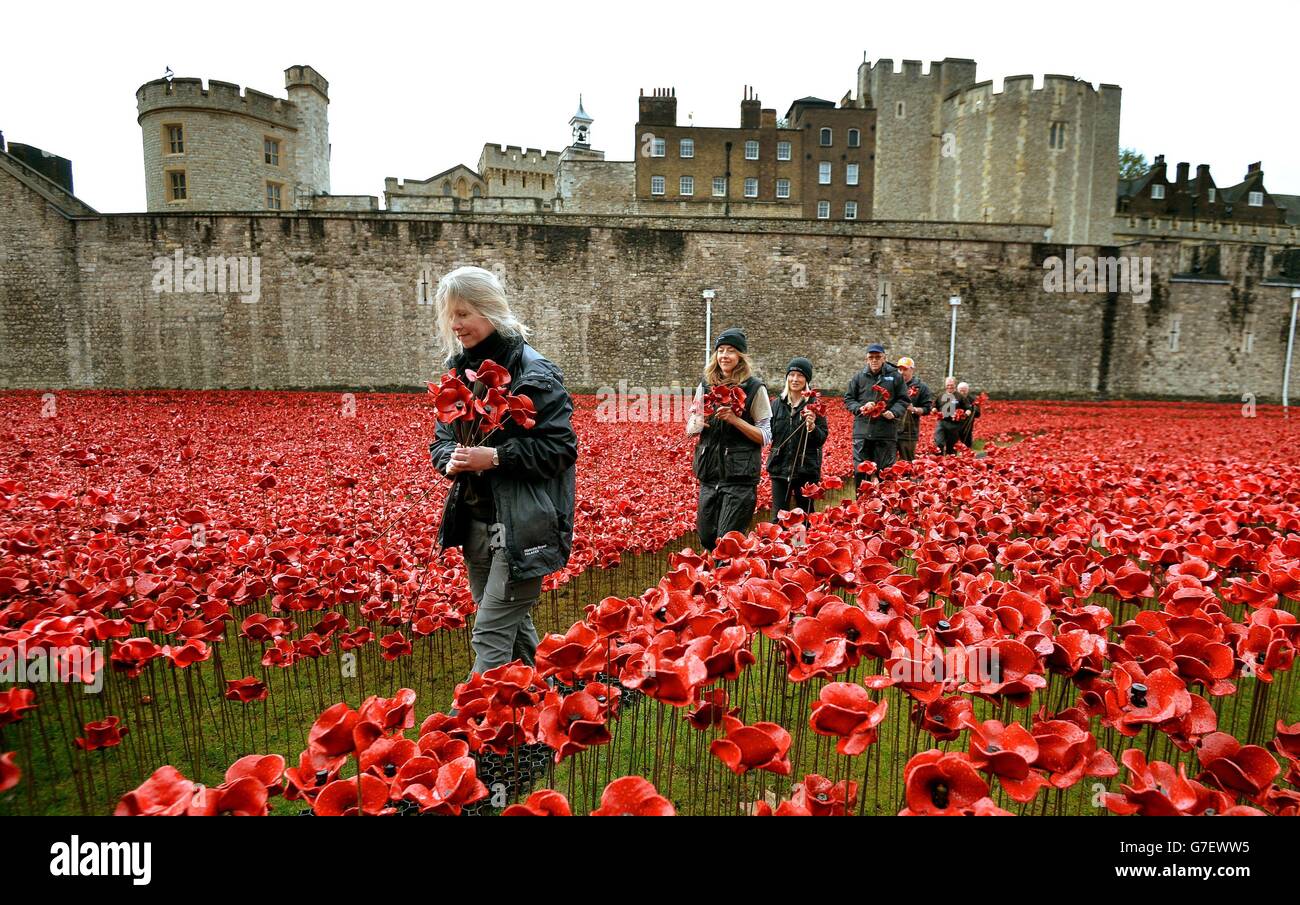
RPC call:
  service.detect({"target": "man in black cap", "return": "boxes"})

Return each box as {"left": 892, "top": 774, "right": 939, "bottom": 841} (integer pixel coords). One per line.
{"left": 844, "top": 343, "right": 908, "bottom": 486}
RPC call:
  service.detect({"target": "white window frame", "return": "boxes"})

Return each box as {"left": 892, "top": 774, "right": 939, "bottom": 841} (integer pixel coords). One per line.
{"left": 776, "top": 178, "right": 790, "bottom": 199}
{"left": 679, "top": 175, "right": 694, "bottom": 196}
{"left": 776, "top": 141, "right": 791, "bottom": 161}
{"left": 744, "top": 140, "right": 759, "bottom": 160}
{"left": 816, "top": 200, "right": 830, "bottom": 219}
{"left": 712, "top": 177, "right": 727, "bottom": 197}
{"left": 651, "top": 138, "right": 666, "bottom": 157}
{"left": 1248, "top": 191, "right": 1264, "bottom": 207}
{"left": 650, "top": 175, "right": 666, "bottom": 196}
{"left": 743, "top": 177, "right": 758, "bottom": 198}
{"left": 844, "top": 201, "right": 858, "bottom": 220}
{"left": 679, "top": 138, "right": 694, "bottom": 158}
{"left": 848, "top": 128, "right": 860, "bottom": 148}
{"left": 1207, "top": 187, "right": 1217, "bottom": 203}
{"left": 1151, "top": 184, "right": 1165, "bottom": 200}
{"left": 819, "top": 127, "right": 832, "bottom": 146}
{"left": 818, "top": 161, "right": 832, "bottom": 185}
{"left": 846, "top": 163, "right": 859, "bottom": 186}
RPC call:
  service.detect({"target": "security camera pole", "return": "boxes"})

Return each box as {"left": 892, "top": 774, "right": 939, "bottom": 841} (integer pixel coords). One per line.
{"left": 1285, "top": 287, "right": 1300, "bottom": 416}
{"left": 948, "top": 296, "right": 962, "bottom": 378}
{"left": 702, "top": 289, "right": 716, "bottom": 368}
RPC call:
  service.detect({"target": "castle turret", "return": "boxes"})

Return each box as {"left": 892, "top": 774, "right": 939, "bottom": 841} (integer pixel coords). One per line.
{"left": 284, "top": 65, "right": 330, "bottom": 203}
{"left": 136, "top": 64, "right": 330, "bottom": 211}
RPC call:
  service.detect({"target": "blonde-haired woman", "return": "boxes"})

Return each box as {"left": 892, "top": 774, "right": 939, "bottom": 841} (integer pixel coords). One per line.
{"left": 685, "top": 327, "right": 771, "bottom": 550}
{"left": 428, "top": 265, "right": 577, "bottom": 681}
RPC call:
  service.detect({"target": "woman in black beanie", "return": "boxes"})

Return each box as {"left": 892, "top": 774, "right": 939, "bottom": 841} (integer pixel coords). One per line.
{"left": 685, "top": 327, "right": 771, "bottom": 550}
{"left": 767, "top": 357, "right": 828, "bottom": 519}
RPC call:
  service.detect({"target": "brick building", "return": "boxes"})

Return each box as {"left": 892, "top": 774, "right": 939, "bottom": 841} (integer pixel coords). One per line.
{"left": 1119, "top": 156, "right": 1291, "bottom": 226}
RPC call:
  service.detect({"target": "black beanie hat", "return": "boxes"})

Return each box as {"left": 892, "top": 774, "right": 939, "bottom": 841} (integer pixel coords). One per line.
{"left": 786, "top": 357, "right": 813, "bottom": 381}
{"left": 715, "top": 327, "right": 748, "bottom": 354}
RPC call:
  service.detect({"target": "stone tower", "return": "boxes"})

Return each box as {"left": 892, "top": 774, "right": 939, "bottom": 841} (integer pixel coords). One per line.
{"left": 857, "top": 56, "right": 978, "bottom": 221}
{"left": 136, "top": 64, "right": 330, "bottom": 211}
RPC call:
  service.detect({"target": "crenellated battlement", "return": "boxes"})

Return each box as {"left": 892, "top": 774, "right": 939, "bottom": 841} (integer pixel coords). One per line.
{"left": 478, "top": 144, "right": 560, "bottom": 170}
{"left": 136, "top": 75, "right": 299, "bottom": 128}
{"left": 941, "top": 74, "right": 1107, "bottom": 108}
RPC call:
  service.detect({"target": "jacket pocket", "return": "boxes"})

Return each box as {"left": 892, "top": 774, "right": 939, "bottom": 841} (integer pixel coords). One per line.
{"left": 723, "top": 445, "right": 760, "bottom": 482}
{"left": 509, "top": 480, "right": 559, "bottom": 562}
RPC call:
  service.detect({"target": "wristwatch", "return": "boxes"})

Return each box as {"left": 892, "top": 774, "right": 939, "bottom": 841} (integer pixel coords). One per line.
{"left": 491, "top": 448, "right": 499, "bottom": 468}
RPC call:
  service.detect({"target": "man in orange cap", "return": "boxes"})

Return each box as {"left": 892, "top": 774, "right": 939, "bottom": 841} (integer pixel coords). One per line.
{"left": 894, "top": 356, "right": 933, "bottom": 462}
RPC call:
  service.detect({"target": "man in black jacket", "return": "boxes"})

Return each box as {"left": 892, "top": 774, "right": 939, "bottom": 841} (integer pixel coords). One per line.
{"left": 844, "top": 343, "right": 908, "bottom": 485}
{"left": 430, "top": 328, "right": 577, "bottom": 678}
{"left": 894, "top": 356, "right": 933, "bottom": 462}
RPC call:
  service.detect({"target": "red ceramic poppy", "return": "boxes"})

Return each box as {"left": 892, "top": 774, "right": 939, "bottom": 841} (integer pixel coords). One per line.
{"left": 590, "top": 776, "right": 675, "bottom": 816}
{"left": 809, "top": 682, "right": 888, "bottom": 755}
{"left": 710, "top": 716, "right": 792, "bottom": 776}
{"left": 502, "top": 789, "right": 573, "bottom": 816}
{"left": 75, "top": 715, "right": 128, "bottom": 751}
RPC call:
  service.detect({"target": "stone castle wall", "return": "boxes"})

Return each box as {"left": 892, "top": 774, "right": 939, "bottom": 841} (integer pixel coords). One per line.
{"left": 2, "top": 168, "right": 1296, "bottom": 399}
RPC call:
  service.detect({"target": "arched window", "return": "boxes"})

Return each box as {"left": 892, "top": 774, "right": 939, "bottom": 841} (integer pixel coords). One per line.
{"left": 472, "top": 184, "right": 482, "bottom": 198}
{"left": 442, "top": 181, "right": 452, "bottom": 196}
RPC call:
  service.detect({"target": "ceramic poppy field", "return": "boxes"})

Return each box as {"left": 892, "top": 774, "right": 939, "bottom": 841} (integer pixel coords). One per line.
{"left": 1, "top": 391, "right": 1298, "bottom": 816}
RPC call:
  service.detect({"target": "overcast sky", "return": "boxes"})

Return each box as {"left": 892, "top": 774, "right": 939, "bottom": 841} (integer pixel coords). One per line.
{"left": 3, "top": 1, "right": 1296, "bottom": 213}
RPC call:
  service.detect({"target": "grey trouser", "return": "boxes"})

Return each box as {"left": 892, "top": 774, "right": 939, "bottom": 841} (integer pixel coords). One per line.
{"left": 465, "top": 519, "right": 544, "bottom": 678}
{"left": 853, "top": 437, "right": 897, "bottom": 484}
{"left": 697, "top": 482, "right": 757, "bottom": 551}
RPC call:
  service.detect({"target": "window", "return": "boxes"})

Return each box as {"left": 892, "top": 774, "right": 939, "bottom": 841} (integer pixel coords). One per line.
{"left": 650, "top": 175, "right": 666, "bottom": 195}
{"left": 1168, "top": 314, "right": 1182, "bottom": 352}
{"left": 266, "top": 181, "right": 283, "bottom": 210}
{"left": 1151, "top": 184, "right": 1165, "bottom": 200}
{"left": 816, "top": 200, "right": 830, "bottom": 219}
{"left": 846, "top": 163, "right": 859, "bottom": 186}
{"left": 1249, "top": 191, "right": 1264, "bottom": 207}
{"left": 165, "top": 124, "right": 184, "bottom": 155}
{"left": 264, "top": 137, "right": 280, "bottom": 166}
{"left": 848, "top": 128, "right": 860, "bottom": 148}
{"left": 876, "top": 279, "right": 891, "bottom": 316}
{"left": 679, "top": 138, "right": 694, "bottom": 158}
{"left": 777, "top": 141, "right": 791, "bottom": 161}
{"left": 776, "top": 178, "right": 790, "bottom": 199}
{"left": 818, "top": 161, "right": 831, "bottom": 185}
{"left": 745, "top": 140, "right": 759, "bottom": 160}
{"left": 743, "top": 177, "right": 758, "bottom": 198}
{"left": 895, "top": 101, "right": 905, "bottom": 118}
{"left": 166, "top": 170, "right": 186, "bottom": 201}
{"left": 679, "top": 175, "right": 694, "bottom": 196}
{"left": 442, "top": 181, "right": 452, "bottom": 196}
{"left": 844, "top": 201, "right": 858, "bottom": 219}
{"left": 651, "top": 138, "right": 666, "bottom": 157}
{"left": 1242, "top": 316, "right": 1256, "bottom": 355}
{"left": 1207, "top": 187, "right": 1217, "bottom": 203}
{"left": 819, "top": 127, "right": 832, "bottom": 146}
{"left": 712, "top": 177, "right": 727, "bottom": 197}
{"left": 1049, "top": 122, "right": 1067, "bottom": 150}
{"left": 471, "top": 184, "right": 482, "bottom": 198}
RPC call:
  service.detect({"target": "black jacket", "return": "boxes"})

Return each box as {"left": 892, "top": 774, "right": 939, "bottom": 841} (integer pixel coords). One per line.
{"left": 693, "top": 376, "right": 764, "bottom": 486}
{"left": 898, "top": 376, "right": 934, "bottom": 441}
{"left": 844, "top": 362, "right": 909, "bottom": 439}
{"left": 430, "top": 341, "right": 578, "bottom": 580}
{"left": 767, "top": 393, "right": 828, "bottom": 481}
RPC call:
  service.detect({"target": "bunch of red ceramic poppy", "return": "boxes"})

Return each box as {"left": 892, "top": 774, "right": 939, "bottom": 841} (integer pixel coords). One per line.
{"left": 694, "top": 384, "right": 748, "bottom": 420}
{"left": 428, "top": 359, "right": 536, "bottom": 445}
